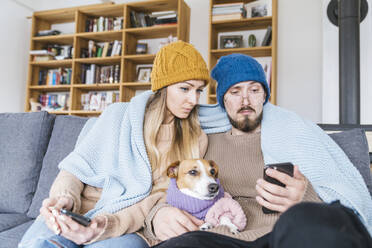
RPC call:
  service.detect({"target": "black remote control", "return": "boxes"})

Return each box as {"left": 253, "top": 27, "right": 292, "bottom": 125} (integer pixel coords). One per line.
{"left": 60, "top": 209, "right": 91, "bottom": 227}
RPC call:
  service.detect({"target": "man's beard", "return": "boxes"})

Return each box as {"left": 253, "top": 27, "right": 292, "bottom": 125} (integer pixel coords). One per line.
{"left": 227, "top": 107, "right": 263, "bottom": 132}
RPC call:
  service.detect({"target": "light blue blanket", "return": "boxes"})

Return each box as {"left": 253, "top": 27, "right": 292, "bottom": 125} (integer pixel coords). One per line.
{"left": 59, "top": 90, "right": 371, "bottom": 235}
{"left": 199, "top": 101, "right": 372, "bottom": 235}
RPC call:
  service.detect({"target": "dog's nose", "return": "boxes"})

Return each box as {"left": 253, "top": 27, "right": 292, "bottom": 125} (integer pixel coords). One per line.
{"left": 208, "top": 183, "right": 219, "bottom": 194}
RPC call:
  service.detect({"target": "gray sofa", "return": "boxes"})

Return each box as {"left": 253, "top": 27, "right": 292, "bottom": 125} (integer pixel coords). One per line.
{"left": 0, "top": 111, "right": 371, "bottom": 248}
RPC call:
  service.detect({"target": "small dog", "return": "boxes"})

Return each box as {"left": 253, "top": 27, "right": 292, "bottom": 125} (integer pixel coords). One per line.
{"left": 166, "top": 159, "right": 246, "bottom": 234}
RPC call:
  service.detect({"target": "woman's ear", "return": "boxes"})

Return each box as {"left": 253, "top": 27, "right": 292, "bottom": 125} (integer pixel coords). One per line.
{"left": 167, "top": 161, "right": 180, "bottom": 178}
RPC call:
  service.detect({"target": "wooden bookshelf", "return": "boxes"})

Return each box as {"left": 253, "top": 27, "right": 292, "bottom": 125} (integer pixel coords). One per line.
{"left": 208, "top": 0, "right": 277, "bottom": 104}
{"left": 25, "top": 0, "right": 190, "bottom": 116}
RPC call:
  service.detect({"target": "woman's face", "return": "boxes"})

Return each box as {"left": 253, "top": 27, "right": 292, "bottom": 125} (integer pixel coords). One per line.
{"left": 165, "top": 80, "right": 206, "bottom": 121}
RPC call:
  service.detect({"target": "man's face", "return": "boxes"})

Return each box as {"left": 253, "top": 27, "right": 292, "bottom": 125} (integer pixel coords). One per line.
{"left": 223, "top": 81, "right": 266, "bottom": 132}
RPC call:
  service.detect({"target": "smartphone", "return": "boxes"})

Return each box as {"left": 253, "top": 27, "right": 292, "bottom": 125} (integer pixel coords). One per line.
{"left": 262, "top": 162, "right": 294, "bottom": 214}
{"left": 60, "top": 208, "right": 91, "bottom": 227}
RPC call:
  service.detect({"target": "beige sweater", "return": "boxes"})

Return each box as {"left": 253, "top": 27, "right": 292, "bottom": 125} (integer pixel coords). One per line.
{"left": 49, "top": 122, "right": 208, "bottom": 244}
{"left": 202, "top": 130, "right": 322, "bottom": 241}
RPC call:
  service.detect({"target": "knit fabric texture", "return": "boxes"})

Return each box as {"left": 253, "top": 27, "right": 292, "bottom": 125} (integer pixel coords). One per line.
{"left": 211, "top": 53, "right": 270, "bottom": 108}
{"left": 58, "top": 91, "right": 155, "bottom": 218}
{"left": 151, "top": 41, "right": 210, "bottom": 91}
{"left": 204, "top": 131, "right": 320, "bottom": 241}
{"left": 198, "top": 102, "right": 372, "bottom": 236}
{"left": 166, "top": 178, "right": 224, "bottom": 220}
{"left": 204, "top": 192, "right": 247, "bottom": 231}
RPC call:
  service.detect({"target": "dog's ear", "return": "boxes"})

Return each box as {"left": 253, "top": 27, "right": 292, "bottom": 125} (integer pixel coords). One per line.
{"left": 209, "top": 160, "right": 219, "bottom": 178}
{"left": 167, "top": 161, "right": 180, "bottom": 178}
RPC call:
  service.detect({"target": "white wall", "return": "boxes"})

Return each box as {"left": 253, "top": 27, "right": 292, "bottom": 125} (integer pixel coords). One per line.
{"left": 0, "top": 0, "right": 32, "bottom": 113}
{"left": 277, "top": 0, "right": 323, "bottom": 122}
{"left": 0, "top": 0, "right": 336, "bottom": 124}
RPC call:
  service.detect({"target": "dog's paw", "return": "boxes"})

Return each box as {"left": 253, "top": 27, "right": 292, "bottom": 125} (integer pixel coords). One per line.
{"left": 199, "top": 223, "right": 213, "bottom": 231}
{"left": 229, "top": 227, "right": 239, "bottom": 235}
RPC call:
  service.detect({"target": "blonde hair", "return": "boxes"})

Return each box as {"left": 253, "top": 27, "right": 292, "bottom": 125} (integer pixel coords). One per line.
{"left": 144, "top": 88, "right": 201, "bottom": 174}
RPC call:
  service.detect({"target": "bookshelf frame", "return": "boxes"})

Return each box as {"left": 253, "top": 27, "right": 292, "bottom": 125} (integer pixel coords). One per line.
{"left": 207, "top": 0, "right": 277, "bottom": 104}
{"left": 25, "top": 0, "right": 190, "bottom": 116}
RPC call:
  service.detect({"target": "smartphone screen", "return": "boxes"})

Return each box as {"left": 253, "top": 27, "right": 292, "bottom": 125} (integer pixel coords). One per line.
{"left": 262, "top": 162, "right": 294, "bottom": 214}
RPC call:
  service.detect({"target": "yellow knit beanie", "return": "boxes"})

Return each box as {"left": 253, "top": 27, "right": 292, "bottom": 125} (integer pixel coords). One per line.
{"left": 151, "top": 41, "right": 210, "bottom": 91}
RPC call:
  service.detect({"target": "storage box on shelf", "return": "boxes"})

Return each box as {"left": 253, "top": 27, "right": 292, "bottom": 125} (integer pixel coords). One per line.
{"left": 26, "top": 0, "right": 190, "bottom": 116}
{"left": 207, "top": 0, "right": 277, "bottom": 104}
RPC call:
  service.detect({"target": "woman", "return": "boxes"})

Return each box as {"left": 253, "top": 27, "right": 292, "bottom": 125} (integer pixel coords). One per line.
{"left": 19, "top": 41, "right": 210, "bottom": 248}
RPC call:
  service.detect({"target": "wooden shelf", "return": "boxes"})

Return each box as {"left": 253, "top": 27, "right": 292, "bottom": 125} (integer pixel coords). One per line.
{"left": 29, "top": 85, "right": 71, "bottom": 92}
{"left": 212, "top": 16, "right": 272, "bottom": 32}
{"left": 76, "top": 30, "right": 123, "bottom": 41}
{"left": 125, "top": 25, "right": 178, "bottom": 39}
{"left": 73, "top": 84, "right": 120, "bottom": 91}
{"left": 32, "top": 34, "right": 75, "bottom": 44}
{"left": 123, "top": 82, "right": 151, "bottom": 87}
{"left": 26, "top": 1, "right": 190, "bottom": 114}
{"left": 47, "top": 110, "right": 70, "bottom": 115}
{"left": 70, "top": 110, "right": 102, "bottom": 115}
{"left": 75, "top": 57, "right": 121, "bottom": 64}
{"left": 30, "top": 59, "right": 73, "bottom": 67}
{"left": 211, "top": 46, "right": 272, "bottom": 58}
{"left": 124, "top": 54, "right": 156, "bottom": 63}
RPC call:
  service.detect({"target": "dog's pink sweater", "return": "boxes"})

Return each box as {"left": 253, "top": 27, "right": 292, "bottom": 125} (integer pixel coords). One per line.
{"left": 205, "top": 192, "right": 247, "bottom": 231}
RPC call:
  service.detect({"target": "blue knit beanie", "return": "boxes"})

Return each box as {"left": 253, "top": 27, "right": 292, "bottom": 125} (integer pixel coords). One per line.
{"left": 211, "top": 54, "right": 270, "bottom": 108}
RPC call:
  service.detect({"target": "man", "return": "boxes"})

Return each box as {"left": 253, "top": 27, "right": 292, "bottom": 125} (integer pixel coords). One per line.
{"left": 147, "top": 54, "right": 372, "bottom": 248}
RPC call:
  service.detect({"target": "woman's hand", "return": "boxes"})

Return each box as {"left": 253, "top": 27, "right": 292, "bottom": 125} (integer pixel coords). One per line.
{"left": 255, "top": 165, "right": 307, "bottom": 213}
{"left": 39, "top": 196, "right": 74, "bottom": 234}
{"left": 152, "top": 206, "right": 204, "bottom": 241}
{"left": 55, "top": 214, "right": 107, "bottom": 245}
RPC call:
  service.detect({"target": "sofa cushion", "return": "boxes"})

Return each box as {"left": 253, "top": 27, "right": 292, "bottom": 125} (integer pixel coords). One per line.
{"left": 0, "top": 220, "right": 34, "bottom": 248}
{"left": 0, "top": 112, "right": 55, "bottom": 214}
{"left": 0, "top": 213, "right": 31, "bottom": 232}
{"left": 329, "top": 128, "right": 372, "bottom": 195}
{"left": 27, "top": 115, "right": 88, "bottom": 218}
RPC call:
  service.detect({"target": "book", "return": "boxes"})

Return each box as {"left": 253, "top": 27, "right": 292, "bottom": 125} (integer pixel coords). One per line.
{"left": 212, "top": 13, "right": 244, "bottom": 22}
{"left": 213, "top": 3, "right": 244, "bottom": 9}
{"left": 33, "top": 55, "right": 55, "bottom": 62}
{"left": 30, "top": 50, "right": 55, "bottom": 56}
{"left": 261, "top": 26, "right": 272, "bottom": 46}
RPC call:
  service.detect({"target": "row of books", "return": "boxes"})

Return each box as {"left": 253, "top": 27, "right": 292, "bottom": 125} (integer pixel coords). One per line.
{"left": 81, "top": 91, "right": 120, "bottom": 111}
{"left": 38, "top": 68, "right": 72, "bottom": 85}
{"left": 81, "top": 40, "right": 121, "bottom": 58}
{"left": 85, "top": 17, "right": 123, "bottom": 32}
{"left": 30, "top": 45, "right": 73, "bottom": 61}
{"left": 80, "top": 64, "right": 120, "bottom": 84}
{"left": 130, "top": 10, "right": 177, "bottom": 28}
{"left": 38, "top": 93, "right": 70, "bottom": 111}
{"left": 212, "top": 0, "right": 271, "bottom": 21}
{"left": 212, "top": 2, "right": 246, "bottom": 21}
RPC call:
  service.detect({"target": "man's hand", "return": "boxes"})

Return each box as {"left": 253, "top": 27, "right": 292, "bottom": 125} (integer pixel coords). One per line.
{"left": 56, "top": 214, "right": 106, "bottom": 245}
{"left": 255, "top": 165, "right": 307, "bottom": 213}
{"left": 39, "top": 196, "right": 74, "bottom": 234}
{"left": 153, "top": 206, "right": 204, "bottom": 241}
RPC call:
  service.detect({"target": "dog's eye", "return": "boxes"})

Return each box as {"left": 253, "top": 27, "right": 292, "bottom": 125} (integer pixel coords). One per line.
{"left": 210, "top": 169, "right": 216, "bottom": 175}
{"left": 188, "top": 170, "right": 197, "bottom": 176}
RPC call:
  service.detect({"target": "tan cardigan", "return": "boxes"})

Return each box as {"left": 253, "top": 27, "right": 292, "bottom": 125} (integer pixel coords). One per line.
{"left": 49, "top": 122, "right": 208, "bottom": 244}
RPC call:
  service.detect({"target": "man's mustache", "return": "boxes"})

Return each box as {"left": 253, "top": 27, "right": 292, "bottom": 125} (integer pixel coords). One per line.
{"left": 238, "top": 106, "right": 255, "bottom": 113}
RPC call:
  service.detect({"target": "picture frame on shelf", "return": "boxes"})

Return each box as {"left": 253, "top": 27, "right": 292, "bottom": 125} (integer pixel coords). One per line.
{"left": 136, "top": 43, "right": 148, "bottom": 54}
{"left": 220, "top": 35, "right": 243, "bottom": 49}
{"left": 245, "top": 0, "right": 272, "bottom": 18}
{"left": 136, "top": 66, "right": 152, "bottom": 82}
